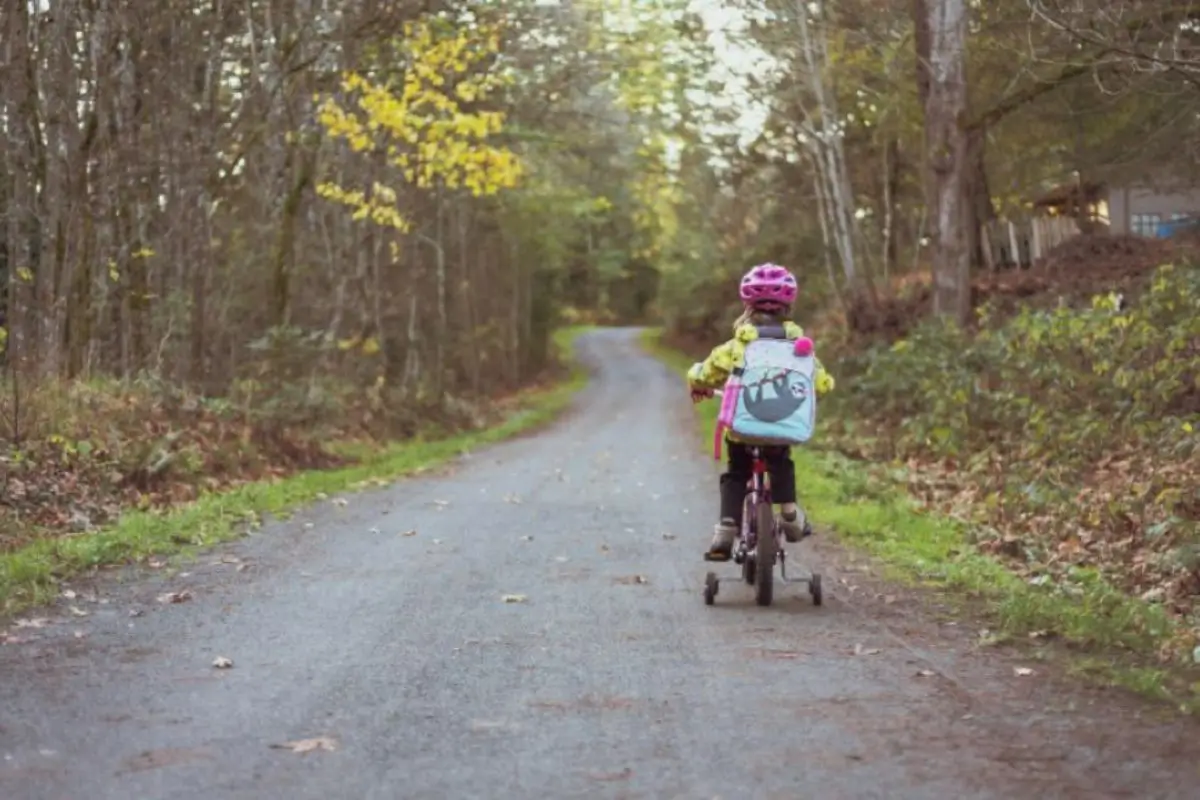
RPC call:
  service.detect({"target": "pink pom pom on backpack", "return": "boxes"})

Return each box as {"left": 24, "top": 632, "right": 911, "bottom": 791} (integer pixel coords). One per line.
{"left": 793, "top": 337, "right": 814, "bottom": 357}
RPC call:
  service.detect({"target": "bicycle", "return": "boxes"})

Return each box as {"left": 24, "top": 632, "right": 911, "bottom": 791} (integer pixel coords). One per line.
{"left": 698, "top": 389, "right": 822, "bottom": 608}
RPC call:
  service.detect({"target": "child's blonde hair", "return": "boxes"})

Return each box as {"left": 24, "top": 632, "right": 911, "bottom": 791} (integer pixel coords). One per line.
{"left": 733, "top": 304, "right": 791, "bottom": 334}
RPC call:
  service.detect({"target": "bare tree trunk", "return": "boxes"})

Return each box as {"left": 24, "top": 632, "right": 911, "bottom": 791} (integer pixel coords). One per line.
{"left": 793, "top": 1, "right": 860, "bottom": 289}
{"left": 924, "top": 0, "right": 972, "bottom": 324}
{"left": 881, "top": 138, "right": 898, "bottom": 282}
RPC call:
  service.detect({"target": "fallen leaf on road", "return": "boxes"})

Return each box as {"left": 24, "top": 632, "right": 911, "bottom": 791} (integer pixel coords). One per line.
{"left": 587, "top": 767, "right": 633, "bottom": 782}
{"left": 599, "top": 544, "right": 610, "bottom": 553}
{"left": 504, "top": 494, "right": 522, "bottom": 504}
{"left": 1014, "top": 667, "right": 1034, "bottom": 677}
{"left": 128, "top": 609, "right": 143, "bottom": 617}
{"left": 68, "top": 606, "right": 90, "bottom": 617}
{"left": 624, "top": 528, "right": 635, "bottom": 534}
{"left": 303, "top": 522, "right": 315, "bottom": 529}
{"left": 120, "top": 747, "right": 214, "bottom": 774}
{"left": 555, "top": 556, "right": 569, "bottom": 563}
{"left": 369, "top": 527, "right": 380, "bottom": 534}
{"left": 432, "top": 538, "right": 442, "bottom": 545}
{"left": 271, "top": 736, "right": 337, "bottom": 754}
{"left": 521, "top": 535, "right": 534, "bottom": 542}
{"left": 332, "top": 497, "right": 348, "bottom": 507}
{"left": 662, "top": 532, "right": 676, "bottom": 540}
{"left": 73, "top": 630, "right": 86, "bottom": 639}
{"left": 502, "top": 594, "right": 528, "bottom": 603}
{"left": 853, "top": 644, "right": 880, "bottom": 656}
{"left": 156, "top": 590, "right": 193, "bottom": 604}
{"left": 14, "top": 618, "right": 50, "bottom": 629}
{"left": 401, "top": 529, "right": 417, "bottom": 536}
{"left": 148, "top": 559, "right": 166, "bottom": 569}
{"left": 750, "top": 648, "right": 801, "bottom": 659}
{"left": 915, "top": 669, "right": 935, "bottom": 677}
{"left": 614, "top": 575, "right": 649, "bottom": 585}
{"left": 62, "top": 589, "right": 77, "bottom": 600}
{"left": 212, "top": 656, "right": 233, "bottom": 669}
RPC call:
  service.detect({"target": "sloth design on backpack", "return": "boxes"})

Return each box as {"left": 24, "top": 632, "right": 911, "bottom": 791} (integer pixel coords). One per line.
{"left": 713, "top": 326, "right": 817, "bottom": 456}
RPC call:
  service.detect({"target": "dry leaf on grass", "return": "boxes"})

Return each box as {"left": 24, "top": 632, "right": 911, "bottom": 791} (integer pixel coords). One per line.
{"left": 271, "top": 736, "right": 337, "bottom": 754}
{"left": 14, "top": 618, "right": 50, "bottom": 629}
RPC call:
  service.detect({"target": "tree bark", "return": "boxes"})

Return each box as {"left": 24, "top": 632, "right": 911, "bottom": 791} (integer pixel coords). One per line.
{"left": 924, "top": 0, "right": 972, "bottom": 325}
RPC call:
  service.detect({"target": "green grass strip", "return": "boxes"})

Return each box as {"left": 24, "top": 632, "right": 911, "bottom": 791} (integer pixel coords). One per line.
{"left": 0, "top": 327, "right": 592, "bottom": 615}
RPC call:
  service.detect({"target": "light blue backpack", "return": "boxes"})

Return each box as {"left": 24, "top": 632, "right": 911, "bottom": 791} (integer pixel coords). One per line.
{"left": 713, "top": 326, "right": 817, "bottom": 458}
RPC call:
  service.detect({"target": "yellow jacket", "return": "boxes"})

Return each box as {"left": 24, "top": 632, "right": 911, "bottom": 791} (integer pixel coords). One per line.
{"left": 686, "top": 321, "right": 836, "bottom": 395}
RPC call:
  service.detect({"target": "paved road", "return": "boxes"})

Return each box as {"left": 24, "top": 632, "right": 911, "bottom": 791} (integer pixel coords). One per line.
{"left": 2, "top": 328, "right": 1197, "bottom": 799}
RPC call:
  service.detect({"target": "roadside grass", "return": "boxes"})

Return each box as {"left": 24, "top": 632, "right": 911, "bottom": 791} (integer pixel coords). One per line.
{"left": 0, "top": 327, "right": 592, "bottom": 616}
{"left": 640, "top": 327, "right": 1200, "bottom": 712}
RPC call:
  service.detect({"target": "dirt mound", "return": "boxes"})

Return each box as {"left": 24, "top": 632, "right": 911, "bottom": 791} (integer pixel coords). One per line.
{"left": 1038, "top": 233, "right": 1175, "bottom": 277}
{"left": 845, "top": 234, "right": 1199, "bottom": 342}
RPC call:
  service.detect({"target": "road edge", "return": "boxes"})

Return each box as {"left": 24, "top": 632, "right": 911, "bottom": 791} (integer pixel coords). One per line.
{"left": 0, "top": 327, "right": 594, "bottom": 618}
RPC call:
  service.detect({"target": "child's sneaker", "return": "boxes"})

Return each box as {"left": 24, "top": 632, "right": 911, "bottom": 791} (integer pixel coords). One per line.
{"left": 707, "top": 518, "right": 737, "bottom": 558}
{"left": 779, "top": 508, "right": 811, "bottom": 543}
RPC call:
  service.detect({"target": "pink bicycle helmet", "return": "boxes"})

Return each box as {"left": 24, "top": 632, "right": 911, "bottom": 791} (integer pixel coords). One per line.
{"left": 739, "top": 263, "right": 797, "bottom": 306}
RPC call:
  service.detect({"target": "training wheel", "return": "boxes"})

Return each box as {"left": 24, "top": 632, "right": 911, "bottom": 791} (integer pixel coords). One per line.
{"left": 810, "top": 573, "right": 823, "bottom": 606}
{"left": 704, "top": 571, "right": 719, "bottom": 605}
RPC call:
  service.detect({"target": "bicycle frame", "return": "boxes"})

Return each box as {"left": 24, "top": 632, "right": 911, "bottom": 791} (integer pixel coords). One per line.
{"left": 736, "top": 448, "right": 777, "bottom": 562}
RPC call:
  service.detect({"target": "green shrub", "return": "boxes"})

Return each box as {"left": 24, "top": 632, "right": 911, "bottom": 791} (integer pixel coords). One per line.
{"left": 826, "top": 263, "right": 1200, "bottom": 653}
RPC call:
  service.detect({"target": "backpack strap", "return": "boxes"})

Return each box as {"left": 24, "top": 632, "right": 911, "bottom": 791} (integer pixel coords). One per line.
{"left": 754, "top": 324, "right": 788, "bottom": 340}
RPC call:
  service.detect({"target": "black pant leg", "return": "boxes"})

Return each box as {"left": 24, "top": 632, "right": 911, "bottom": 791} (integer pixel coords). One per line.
{"left": 765, "top": 446, "right": 797, "bottom": 505}
{"left": 719, "top": 440, "right": 753, "bottom": 525}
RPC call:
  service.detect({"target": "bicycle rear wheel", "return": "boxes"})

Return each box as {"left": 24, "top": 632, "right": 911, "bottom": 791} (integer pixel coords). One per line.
{"left": 741, "top": 495, "right": 756, "bottom": 585}
{"left": 754, "top": 501, "right": 775, "bottom": 606}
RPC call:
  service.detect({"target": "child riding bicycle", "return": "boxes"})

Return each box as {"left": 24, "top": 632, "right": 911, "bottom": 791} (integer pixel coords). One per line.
{"left": 686, "top": 263, "right": 835, "bottom": 558}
